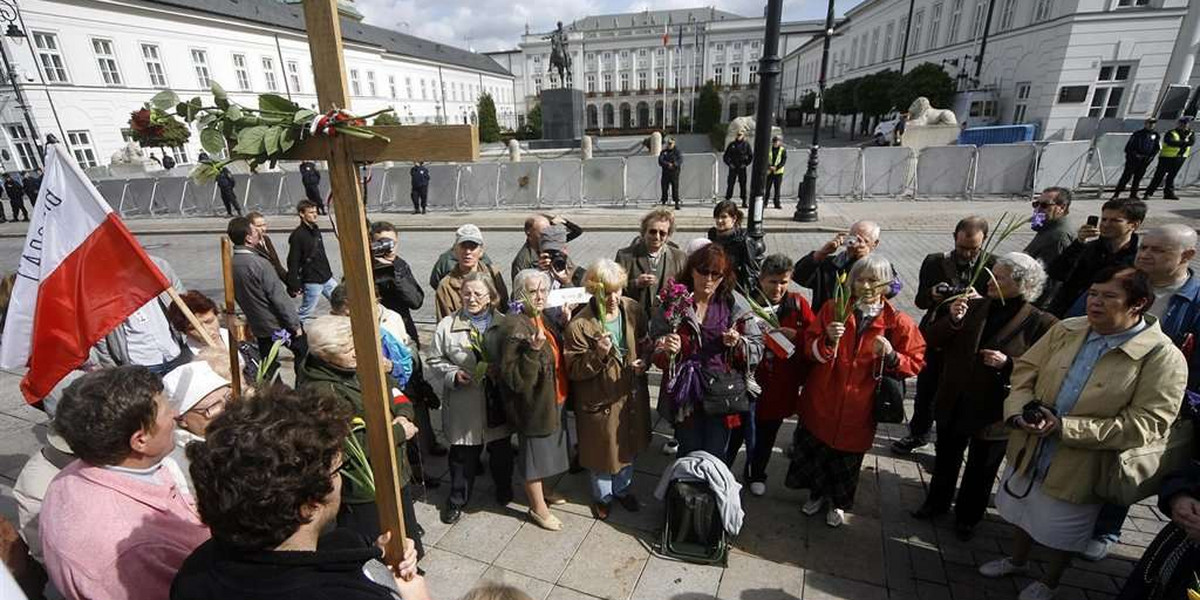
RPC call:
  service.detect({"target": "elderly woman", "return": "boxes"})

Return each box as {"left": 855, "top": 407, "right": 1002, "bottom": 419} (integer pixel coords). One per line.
{"left": 161, "top": 360, "right": 232, "bottom": 496}
{"left": 297, "top": 315, "right": 424, "bottom": 556}
{"left": 651, "top": 243, "right": 764, "bottom": 459}
{"left": 913, "top": 252, "right": 1058, "bottom": 541}
{"left": 788, "top": 254, "right": 925, "bottom": 529}
{"left": 492, "top": 269, "right": 570, "bottom": 531}
{"left": 167, "top": 290, "right": 260, "bottom": 383}
{"left": 979, "top": 266, "right": 1186, "bottom": 600}
{"left": 564, "top": 259, "right": 652, "bottom": 520}
{"left": 426, "top": 272, "right": 515, "bottom": 525}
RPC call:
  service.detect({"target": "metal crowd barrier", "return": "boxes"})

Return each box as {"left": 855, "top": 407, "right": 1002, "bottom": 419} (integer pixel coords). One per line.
{"left": 94, "top": 144, "right": 1200, "bottom": 218}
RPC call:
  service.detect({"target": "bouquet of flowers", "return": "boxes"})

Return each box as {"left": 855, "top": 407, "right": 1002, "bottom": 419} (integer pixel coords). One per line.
{"left": 508, "top": 291, "right": 541, "bottom": 319}
{"left": 657, "top": 278, "right": 694, "bottom": 377}
{"left": 255, "top": 328, "right": 291, "bottom": 385}
{"left": 588, "top": 282, "right": 609, "bottom": 325}
{"left": 739, "top": 285, "right": 779, "bottom": 328}
{"left": 141, "top": 83, "right": 394, "bottom": 182}
{"left": 468, "top": 328, "right": 493, "bottom": 380}
{"left": 128, "top": 106, "right": 191, "bottom": 149}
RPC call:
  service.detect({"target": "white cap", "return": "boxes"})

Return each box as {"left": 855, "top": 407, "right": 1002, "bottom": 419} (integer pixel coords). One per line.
{"left": 162, "top": 361, "right": 230, "bottom": 415}
{"left": 455, "top": 223, "right": 484, "bottom": 246}
{"left": 685, "top": 237, "right": 712, "bottom": 256}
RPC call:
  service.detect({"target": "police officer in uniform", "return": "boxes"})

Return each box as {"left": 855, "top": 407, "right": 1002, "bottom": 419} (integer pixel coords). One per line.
{"left": 1144, "top": 116, "right": 1194, "bottom": 200}
{"left": 766, "top": 136, "right": 788, "bottom": 209}
{"left": 723, "top": 130, "right": 753, "bottom": 207}
{"left": 1112, "top": 117, "right": 1159, "bottom": 201}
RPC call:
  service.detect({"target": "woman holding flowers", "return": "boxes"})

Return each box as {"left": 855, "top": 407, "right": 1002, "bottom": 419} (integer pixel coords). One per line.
{"left": 788, "top": 254, "right": 926, "bottom": 528}
{"left": 564, "top": 259, "right": 652, "bottom": 520}
{"left": 651, "top": 244, "right": 764, "bottom": 459}
{"left": 493, "top": 269, "right": 571, "bottom": 531}
{"left": 427, "top": 272, "right": 515, "bottom": 526}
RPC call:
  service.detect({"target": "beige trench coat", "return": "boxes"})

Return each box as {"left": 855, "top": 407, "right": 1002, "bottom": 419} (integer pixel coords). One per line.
{"left": 426, "top": 311, "right": 513, "bottom": 446}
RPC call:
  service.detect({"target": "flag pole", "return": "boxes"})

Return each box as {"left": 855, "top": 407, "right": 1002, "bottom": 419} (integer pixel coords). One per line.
{"left": 165, "top": 286, "right": 218, "bottom": 348}
{"left": 220, "top": 237, "right": 243, "bottom": 398}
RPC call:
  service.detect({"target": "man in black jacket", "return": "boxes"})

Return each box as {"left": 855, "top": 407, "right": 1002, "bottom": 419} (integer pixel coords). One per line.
{"left": 216, "top": 167, "right": 242, "bottom": 217}
{"left": 894, "top": 217, "right": 991, "bottom": 456}
{"left": 658, "top": 137, "right": 683, "bottom": 210}
{"left": 299, "top": 162, "right": 326, "bottom": 215}
{"left": 287, "top": 201, "right": 337, "bottom": 322}
{"left": 229, "top": 217, "right": 306, "bottom": 378}
{"left": 171, "top": 385, "right": 429, "bottom": 600}
{"left": 1045, "top": 199, "right": 1145, "bottom": 317}
{"left": 23, "top": 168, "right": 41, "bottom": 205}
{"left": 792, "top": 220, "right": 892, "bottom": 311}
{"left": 723, "top": 130, "right": 753, "bottom": 207}
{"left": 3, "top": 173, "right": 27, "bottom": 222}
{"left": 1112, "top": 117, "right": 1160, "bottom": 201}
{"left": 410, "top": 161, "right": 430, "bottom": 215}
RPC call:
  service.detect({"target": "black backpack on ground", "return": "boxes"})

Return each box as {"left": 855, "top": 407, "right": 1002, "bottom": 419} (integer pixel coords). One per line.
{"left": 659, "top": 479, "right": 728, "bottom": 565}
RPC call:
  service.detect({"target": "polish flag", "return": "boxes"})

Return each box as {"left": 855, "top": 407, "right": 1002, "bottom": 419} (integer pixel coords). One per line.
{"left": 1, "top": 144, "right": 169, "bottom": 403}
{"left": 662, "top": 25, "right": 670, "bottom": 46}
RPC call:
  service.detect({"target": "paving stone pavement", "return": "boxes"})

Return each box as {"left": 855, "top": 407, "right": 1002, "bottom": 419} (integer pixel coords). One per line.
{"left": 0, "top": 208, "right": 1180, "bottom": 600}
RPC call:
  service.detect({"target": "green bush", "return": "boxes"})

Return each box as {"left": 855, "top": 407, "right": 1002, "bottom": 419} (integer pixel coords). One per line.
{"left": 373, "top": 112, "right": 402, "bottom": 126}
{"left": 709, "top": 123, "right": 728, "bottom": 152}
{"left": 477, "top": 92, "right": 501, "bottom": 143}
{"left": 695, "top": 81, "right": 722, "bottom": 133}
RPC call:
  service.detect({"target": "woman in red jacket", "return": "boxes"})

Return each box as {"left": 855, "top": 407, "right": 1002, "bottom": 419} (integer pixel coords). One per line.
{"left": 787, "top": 254, "right": 926, "bottom": 528}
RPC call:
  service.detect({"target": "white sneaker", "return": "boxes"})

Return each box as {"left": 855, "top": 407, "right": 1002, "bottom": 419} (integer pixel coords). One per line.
{"left": 749, "top": 482, "right": 766, "bottom": 496}
{"left": 978, "top": 557, "right": 1029, "bottom": 578}
{"left": 1018, "top": 581, "right": 1058, "bottom": 600}
{"left": 825, "top": 507, "right": 845, "bottom": 528}
{"left": 801, "top": 496, "right": 824, "bottom": 516}
{"left": 662, "top": 438, "right": 679, "bottom": 455}
{"left": 1082, "top": 538, "right": 1112, "bottom": 562}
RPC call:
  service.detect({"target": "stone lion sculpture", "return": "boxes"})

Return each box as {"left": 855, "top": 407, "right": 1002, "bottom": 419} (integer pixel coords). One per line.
{"left": 723, "top": 116, "right": 783, "bottom": 150}
{"left": 906, "top": 96, "right": 958, "bottom": 127}
{"left": 109, "top": 141, "right": 149, "bottom": 166}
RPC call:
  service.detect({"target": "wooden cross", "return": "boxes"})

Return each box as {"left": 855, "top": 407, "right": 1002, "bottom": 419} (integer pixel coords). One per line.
{"left": 292, "top": 0, "right": 479, "bottom": 564}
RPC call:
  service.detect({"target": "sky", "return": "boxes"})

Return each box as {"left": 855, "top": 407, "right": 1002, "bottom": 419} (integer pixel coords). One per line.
{"left": 350, "top": 0, "right": 862, "bottom": 54}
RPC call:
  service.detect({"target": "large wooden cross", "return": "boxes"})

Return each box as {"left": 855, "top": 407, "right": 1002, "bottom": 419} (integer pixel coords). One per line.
{"left": 291, "top": 0, "right": 478, "bottom": 564}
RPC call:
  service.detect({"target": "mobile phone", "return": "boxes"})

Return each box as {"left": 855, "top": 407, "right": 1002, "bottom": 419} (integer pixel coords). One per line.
{"left": 1086, "top": 215, "right": 1099, "bottom": 227}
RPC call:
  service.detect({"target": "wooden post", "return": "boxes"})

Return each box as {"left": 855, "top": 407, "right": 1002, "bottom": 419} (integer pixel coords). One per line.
{"left": 300, "top": 0, "right": 407, "bottom": 560}
{"left": 165, "top": 286, "right": 217, "bottom": 348}
{"left": 221, "top": 237, "right": 243, "bottom": 398}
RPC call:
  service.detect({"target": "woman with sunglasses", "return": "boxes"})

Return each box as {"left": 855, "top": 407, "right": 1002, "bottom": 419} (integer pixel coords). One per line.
{"left": 651, "top": 243, "right": 763, "bottom": 458}
{"left": 787, "top": 254, "right": 926, "bottom": 528}
{"left": 616, "top": 208, "right": 688, "bottom": 325}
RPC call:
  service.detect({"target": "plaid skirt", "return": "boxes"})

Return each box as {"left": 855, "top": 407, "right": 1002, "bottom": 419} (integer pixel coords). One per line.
{"left": 784, "top": 426, "right": 866, "bottom": 509}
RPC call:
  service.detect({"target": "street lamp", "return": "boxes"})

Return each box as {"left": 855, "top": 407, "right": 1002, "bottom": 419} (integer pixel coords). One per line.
{"left": 0, "top": 0, "right": 43, "bottom": 167}
{"left": 794, "top": 0, "right": 837, "bottom": 222}
{"left": 746, "top": 0, "right": 783, "bottom": 247}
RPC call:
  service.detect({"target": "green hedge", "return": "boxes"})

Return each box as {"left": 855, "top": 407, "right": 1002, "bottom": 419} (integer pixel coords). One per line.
{"left": 709, "top": 123, "right": 727, "bottom": 152}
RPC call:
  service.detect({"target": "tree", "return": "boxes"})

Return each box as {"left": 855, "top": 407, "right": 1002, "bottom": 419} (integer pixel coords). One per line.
{"left": 476, "top": 92, "right": 501, "bottom": 143}
{"left": 855, "top": 70, "right": 901, "bottom": 121}
{"left": 891, "top": 63, "right": 956, "bottom": 114}
{"left": 373, "top": 112, "right": 402, "bottom": 126}
{"left": 799, "top": 91, "right": 816, "bottom": 115}
{"left": 525, "top": 102, "right": 543, "bottom": 139}
{"left": 695, "top": 81, "right": 722, "bottom": 134}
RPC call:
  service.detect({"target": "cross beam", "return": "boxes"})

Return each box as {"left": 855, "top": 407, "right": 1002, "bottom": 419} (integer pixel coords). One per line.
{"left": 283, "top": 124, "right": 480, "bottom": 162}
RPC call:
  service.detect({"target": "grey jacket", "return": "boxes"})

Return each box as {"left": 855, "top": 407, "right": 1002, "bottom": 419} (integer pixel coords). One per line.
{"left": 653, "top": 450, "right": 744, "bottom": 536}
{"left": 232, "top": 246, "right": 302, "bottom": 339}
{"left": 90, "top": 256, "right": 187, "bottom": 368}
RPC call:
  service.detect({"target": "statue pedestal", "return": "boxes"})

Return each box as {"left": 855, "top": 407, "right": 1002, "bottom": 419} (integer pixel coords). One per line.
{"left": 540, "top": 88, "right": 585, "bottom": 142}
{"left": 901, "top": 124, "right": 960, "bottom": 150}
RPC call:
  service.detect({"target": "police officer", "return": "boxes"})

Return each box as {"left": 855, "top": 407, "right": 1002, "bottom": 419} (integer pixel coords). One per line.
{"left": 766, "top": 136, "right": 788, "bottom": 209}
{"left": 658, "top": 137, "right": 683, "bottom": 210}
{"left": 723, "top": 130, "right": 753, "bottom": 207}
{"left": 1144, "top": 116, "right": 1194, "bottom": 200}
{"left": 1112, "top": 117, "right": 1159, "bottom": 201}
{"left": 410, "top": 160, "right": 430, "bottom": 214}
{"left": 299, "top": 161, "right": 326, "bottom": 215}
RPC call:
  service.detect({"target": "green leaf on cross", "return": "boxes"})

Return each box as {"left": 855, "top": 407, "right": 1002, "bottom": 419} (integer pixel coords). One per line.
{"left": 200, "top": 128, "right": 226, "bottom": 156}
{"left": 233, "top": 125, "right": 269, "bottom": 156}
{"left": 293, "top": 109, "right": 317, "bottom": 125}
{"left": 264, "top": 126, "right": 282, "bottom": 156}
{"left": 280, "top": 126, "right": 297, "bottom": 153}
{"left": 151, "top": 90, "right": 180, "bottom": 111}
{"left": 259, "top": 94, "right": 301, "bottom": 115}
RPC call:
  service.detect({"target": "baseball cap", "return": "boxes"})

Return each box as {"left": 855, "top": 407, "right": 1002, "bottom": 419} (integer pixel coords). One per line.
{"left": 685, "top": 237, "right": 712, "bottom": 256}
{"left": 163, "top": 361, "right": 231, "bottom": 415}
{"left": 541, "top": 224, "right": 568, "bottom": 253}
{"left": 455, "top": 224, "right": 484, "bottom": 246}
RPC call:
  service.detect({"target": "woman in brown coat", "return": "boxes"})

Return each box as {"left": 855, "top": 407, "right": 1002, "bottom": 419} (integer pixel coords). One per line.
{"left": 913, "top": 252, "right": 1058, "bottom": 541}
{"left": 564, "top": 259, "right": 652, "bottom": 520}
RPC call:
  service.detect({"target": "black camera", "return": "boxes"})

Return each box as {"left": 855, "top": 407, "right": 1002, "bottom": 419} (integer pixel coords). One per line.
{"left": 1021, "top": 400, "right": 1047, "bottom": 425}
{"left": 934, "top": 282, "right": 968, "bottom": 298}
{"left": 545, "top": 249, "right": 568, "bottom": 272}
{"left": 370, "top": 237, "right": 395, "bottom": 258}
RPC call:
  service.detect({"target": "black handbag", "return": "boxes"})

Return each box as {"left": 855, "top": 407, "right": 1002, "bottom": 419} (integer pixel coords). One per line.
{"left": 872, "top": 337, "right": 906, "bottom": 424}
{"left": 701, "top": 368, "right": 750, "bottom": 416}
{"left": 483, "top": 376, "right": 507, "bottom": 428}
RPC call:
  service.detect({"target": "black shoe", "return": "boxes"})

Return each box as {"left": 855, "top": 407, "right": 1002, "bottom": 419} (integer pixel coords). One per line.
{"left": 674, "top": 202, "right": 681, "bottom": 210}
{"left": 891, "top": 435, "right": 928, "bottom": 455}
{"left": 591, "top": 501, "right": 611, "bottom": 520}
{"left": 568, "top": 456, "right": 585, "bottom": 474}
{"left": 615, "top": 493, "right": 640, "bottom": 512}
{"left": 911, "top": 504, "right": 946, "bottom": 520}
{"left": 954, "top": 523, "right": 975, "bottom": 541}
{"left": 422, "top": 477, "right": 441, "bottom": 490}
{"left": 412, "top": 208, "right": 421, "bottom": 214}
{"left": 774, "top": 203, "right": 782, "bottom": 209}
{"left": 1164, "top": 193, "right": 1180, "bottom": 200}
{"left": 422, "top": 207, "right": 428, "bottom": 214}
{"left": 495, "top": 488, "right": 514, "bottom": 507}
{"left": 429, "top": 443, "right": 449, "bottom": 457}
{"left": 440, "top": 504, "right": 462, "bottom": 525}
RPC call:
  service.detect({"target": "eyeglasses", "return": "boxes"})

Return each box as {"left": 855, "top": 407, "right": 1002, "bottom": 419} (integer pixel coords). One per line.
{"left": 461, "top": 291, "right": 490, "bottom": 299}
{"left": 695, "top": 268, "right": 724, "bottom": 280}
{"left": 645, "top": 229, "right": 670, "bottom": 238}
{"left": 181, "top": 390, "right": 231, "bottom": 421}
{"left": 1031, "top": 201, "right": 1056, "bottom": 209}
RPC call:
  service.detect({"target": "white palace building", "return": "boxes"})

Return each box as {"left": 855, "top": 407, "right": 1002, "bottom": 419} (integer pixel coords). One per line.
{"left": 0, "top": 0, "right": 517, "bottom": 173}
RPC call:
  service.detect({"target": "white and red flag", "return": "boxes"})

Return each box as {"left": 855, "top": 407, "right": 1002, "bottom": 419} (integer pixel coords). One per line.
{"left": 1, "top": 144, "right": 169, "bottom": 403}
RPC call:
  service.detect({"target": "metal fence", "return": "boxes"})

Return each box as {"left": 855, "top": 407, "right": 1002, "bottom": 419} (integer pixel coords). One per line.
{"left": 90, "top": 139, "right": 1200, "bottom": 217}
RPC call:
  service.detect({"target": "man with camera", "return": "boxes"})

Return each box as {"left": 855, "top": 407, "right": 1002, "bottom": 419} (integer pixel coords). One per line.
{"left": 893, "top": 217, "right": 992, "bottom": 455}
{"left": 792, "top": 220, "right": 892, "bottom": 311}
{"left": 369, "top": 222, "right": 424, "bottom": 348}
{"left": 538, "top": 225, "right": 585, "bottom": 289}
{"left": 287, "top": 201, "right": 337, "bottom": 322}
{"left": 1045, "top": 199, "right": 1145, "bottom": 318}
{"left": 511, "top": 213, "right": 584, "bottom": 282}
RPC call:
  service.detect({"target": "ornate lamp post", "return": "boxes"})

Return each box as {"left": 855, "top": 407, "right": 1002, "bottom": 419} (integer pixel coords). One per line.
{"left": 793, "top": 0, "right": 837, "bottom": 223}
{"left": 746, "top": 0, "right": 783, "bottom": 248}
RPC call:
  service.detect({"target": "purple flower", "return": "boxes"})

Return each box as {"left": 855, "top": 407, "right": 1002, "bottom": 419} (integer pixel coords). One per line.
{"left": 508, "top": 300, "right": 526, "bottom": 315}
{"left": 1030, "top": 210, "right": 1048, "bottom": 231}
{"left": 271, "top": 329, "right": 292, "bottom": 345}
{"left": 887, "top": 277, "right": 903, "bottom": 296}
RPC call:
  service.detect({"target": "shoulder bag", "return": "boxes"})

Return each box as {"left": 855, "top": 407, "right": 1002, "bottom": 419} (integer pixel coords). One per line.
{"left": 873, "top": 329, "right": 906, "bottom": 424}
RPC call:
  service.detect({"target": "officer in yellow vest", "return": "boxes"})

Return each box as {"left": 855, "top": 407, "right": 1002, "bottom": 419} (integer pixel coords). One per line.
{"left": 1145, "top": 116, "right": 1194, "bottom": 200}
{"left": 766, "top": 136, "right": 788, "bottom": 209}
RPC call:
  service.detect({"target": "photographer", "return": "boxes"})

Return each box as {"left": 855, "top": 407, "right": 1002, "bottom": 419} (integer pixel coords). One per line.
{"left": 538, "top": 225, "right": 585, "bottom": 289}
{"left": 979, "top": 266, "right": 1185, "bottom": 600}
{"left": 894, "top": 217, "right": 991, "bottom": 455}
{"left": 791, "top": 220, "right": 895, "bottom": 311}
{"left": 369, "top": 222, "right": 424, "bottom": 346}
{"left": 511, "top": 214, "right": 584, "bottom": 282}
